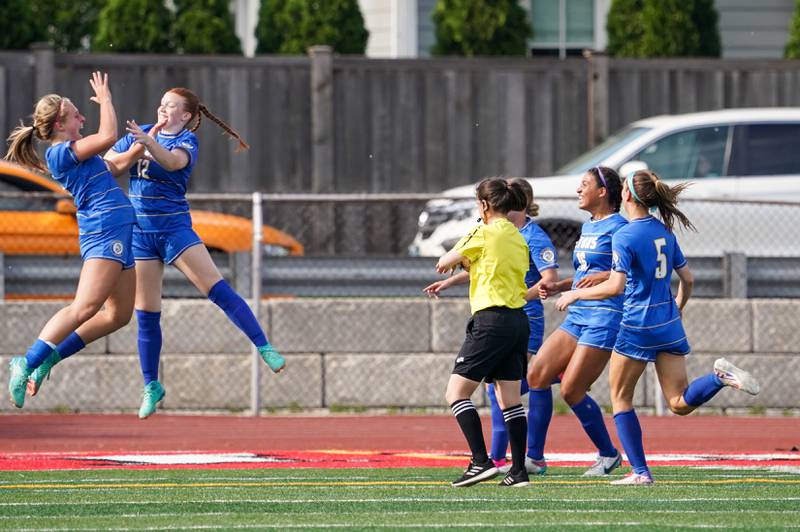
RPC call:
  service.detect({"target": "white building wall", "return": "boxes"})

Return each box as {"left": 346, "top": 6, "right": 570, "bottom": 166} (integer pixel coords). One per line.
{"left": 716, "top": 0, "right": 794, "bottom": 58}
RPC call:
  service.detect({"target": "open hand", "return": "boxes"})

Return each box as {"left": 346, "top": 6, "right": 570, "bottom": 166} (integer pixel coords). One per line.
{"left": 126, "top": 120, "right": 155, "bottom": 148}
{"left": 88, "top": 71, "right": 112, "bottom": 105}
{"left": 555, "top": 290, "right": 578, "bottom": 311}
{"left": 423, "top": 279, "right": 449, "bottom": 299}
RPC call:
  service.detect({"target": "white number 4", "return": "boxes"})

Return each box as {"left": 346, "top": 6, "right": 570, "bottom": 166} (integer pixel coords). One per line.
{"left": 654, "top": 238, "right": 667, "bottom": 279}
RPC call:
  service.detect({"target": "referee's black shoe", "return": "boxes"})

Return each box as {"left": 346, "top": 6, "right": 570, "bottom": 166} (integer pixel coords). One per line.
{"left": 451, "top": 459, "right": 499, "bottom": 487}
{"left": 499, "top": 468, "right": 530, "bottom": 487}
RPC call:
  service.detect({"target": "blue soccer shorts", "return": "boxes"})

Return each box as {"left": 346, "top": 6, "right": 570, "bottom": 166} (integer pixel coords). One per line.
{"left": 133, "top": 228, "right": 203, "bottom": 264}
{"left": 79, "top": 223, "right": 135, "bottom": 269}
{"left": 614, "top": 331, "right": 691, "bottom": 363}
{"left": 559, "top": 316, "right": 619, "bottom": 352}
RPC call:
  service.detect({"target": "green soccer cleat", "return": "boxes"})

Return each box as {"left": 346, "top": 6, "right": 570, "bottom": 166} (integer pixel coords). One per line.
{"left": 138, "top": 380, "right": 165, "bottom": 419}
{"left": 8, "top": 357, "right": 32, "bottom": 408}
{"left": 27, "top": 351, "right": 61, "bottom": 397}
{"left": 258, "top": 345, "right": 286, "bottom": 373}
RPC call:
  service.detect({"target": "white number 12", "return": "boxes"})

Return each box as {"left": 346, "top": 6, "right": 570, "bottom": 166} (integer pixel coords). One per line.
{"left": 654, "top": 238, "right": 667, "bottom": 279}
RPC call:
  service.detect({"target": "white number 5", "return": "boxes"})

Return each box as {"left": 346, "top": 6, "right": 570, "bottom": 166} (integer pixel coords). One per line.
{"left": 654, "top": 238, "right": 667, "bottom": 279}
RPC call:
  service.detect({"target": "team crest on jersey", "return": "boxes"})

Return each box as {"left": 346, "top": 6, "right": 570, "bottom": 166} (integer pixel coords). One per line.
{"left": 111, "top": 240, "right": 124, "bottom": 256}
{"left": 180, "top": 141, "right": 194, "bottom": 150}
{"left": 541, "top": 248, "right": 556, "bottom": 263}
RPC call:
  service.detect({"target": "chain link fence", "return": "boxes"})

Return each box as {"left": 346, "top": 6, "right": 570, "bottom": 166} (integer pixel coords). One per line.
{"left": 0, "top": 188, "right": 798, "bottom": 415}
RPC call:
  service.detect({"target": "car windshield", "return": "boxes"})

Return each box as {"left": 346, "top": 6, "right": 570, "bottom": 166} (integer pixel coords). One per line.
{"left": 556, "top": 126, "right": 651, "bottom": 175}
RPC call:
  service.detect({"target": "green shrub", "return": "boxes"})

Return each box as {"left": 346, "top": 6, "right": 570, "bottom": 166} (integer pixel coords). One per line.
{"left": 255, "top": 0, "right": 368, "bottom": 54}
{"left": 786, "top": 0, "right": 800, "bottom": 58}
{"left": 93, "top": 0, "right": 174, "bottom": 53}
{"left": 0, "top": 0, "right": 42, "bottom": 50}
{"left": 174, "top": 0, "right": 242, "bottom": 54}
{"left": 431, "top": 0, "right": 532, "bottom": 56}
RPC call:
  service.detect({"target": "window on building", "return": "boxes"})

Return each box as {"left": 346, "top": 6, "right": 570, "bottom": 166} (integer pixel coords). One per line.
{"left": 530, "top": 0, "right": 594, "bottom": 55}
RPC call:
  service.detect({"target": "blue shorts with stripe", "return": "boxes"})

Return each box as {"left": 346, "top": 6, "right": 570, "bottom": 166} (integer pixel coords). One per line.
{"left": 558, "top": 315, "right": 619, "bottom": 351}
{"left": 79, "top": 223, "right": 135, "bottom": 269}
{"left": 613, "top": 322, "right": 692, "bottom": 363}
{"left": 133, "top": 228, "right": 203, "bottom": 264}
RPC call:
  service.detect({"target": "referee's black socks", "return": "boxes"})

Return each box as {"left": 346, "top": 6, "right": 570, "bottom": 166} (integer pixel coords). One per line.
{"left": 503, "top": 404, "right": 527, "bottom": 474}
{"left": 450, "top": 399, "right": 489, "bottom": 464}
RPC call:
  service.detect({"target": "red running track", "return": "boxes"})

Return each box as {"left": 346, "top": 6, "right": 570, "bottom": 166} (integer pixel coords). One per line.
{"left": 0, "top": 414, "right": 797, "bottom": 453}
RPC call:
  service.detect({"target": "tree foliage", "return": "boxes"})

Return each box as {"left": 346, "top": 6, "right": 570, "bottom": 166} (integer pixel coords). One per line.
{"left": 255, "top": 0, "right": 368, "bottom": 54}
{"left": 786, "top": 0, "right": 800, "bottom": 58}
{"left": 607, "top": 0, "right": 720, "bottom": 57}
{"left": 30, "top": 0, "right": 104, "bottom": 52}
{"left": 174, "top": 0, "right": 242, "bottom": 54}
{"left": 0, "top": 0, "right": 43, "bottom": 50}
{"left": 93, "top": 0, "right": 174, "bottom": 53}
{"left": 431, "top": 0, "right": 532, "bottom": 57}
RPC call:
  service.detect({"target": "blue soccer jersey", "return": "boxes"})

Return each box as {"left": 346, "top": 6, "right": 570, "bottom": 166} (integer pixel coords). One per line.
{"left": 45, "top": 142, "right": 136, "bottom": 235}
{"left": 565, "top": 213, "right": 628, "bottom": 327}
{"left": 612, "top": 216, "right": 689, "bottom": 354}
{"left": 112, "top": 126, "right": 199, "bottom": 232}
{"left": 519, "top": 217, "right": 558, "bottom": 319}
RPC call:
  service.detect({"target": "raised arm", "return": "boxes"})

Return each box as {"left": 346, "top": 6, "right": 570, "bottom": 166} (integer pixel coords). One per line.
{"left": 104, "top": 120, "right": 165, "bottom": 177}
{"left": 71, "top": 72, "right": 118, "bottom": 161}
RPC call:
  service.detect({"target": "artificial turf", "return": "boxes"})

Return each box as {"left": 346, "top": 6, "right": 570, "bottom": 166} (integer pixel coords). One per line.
{"left": 0, "top": 466, "right": 798, "bottom": 530}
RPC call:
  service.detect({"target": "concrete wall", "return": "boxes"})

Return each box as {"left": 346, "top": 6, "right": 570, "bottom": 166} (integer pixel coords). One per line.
{"left": 0, "top": 298, "right": 796, "bottom": 413}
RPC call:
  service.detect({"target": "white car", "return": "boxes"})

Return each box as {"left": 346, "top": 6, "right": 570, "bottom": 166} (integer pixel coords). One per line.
{"left": 409, "top": 108, "right": 800, "bottom": 258}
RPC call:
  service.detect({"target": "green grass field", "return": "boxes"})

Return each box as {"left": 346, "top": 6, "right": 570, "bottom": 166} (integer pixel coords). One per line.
{"left": 0, "top": 466, "right": 798, "bottom": 530}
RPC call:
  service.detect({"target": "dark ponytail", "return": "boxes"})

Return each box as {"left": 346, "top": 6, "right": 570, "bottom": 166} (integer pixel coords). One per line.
{"left": 476, "top": 177, "right": 527, "bottom": 214}
{"left": 629, "top": 170, "right": 695, "bottom": 232}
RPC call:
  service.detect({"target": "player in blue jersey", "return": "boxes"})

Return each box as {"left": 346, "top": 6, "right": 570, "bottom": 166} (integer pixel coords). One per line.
{"left": 526, "top": 167, "right": 626, "bottom": 477}
{"left": 28, "top": 87, "right": 286, "bottom": 418}
{"left": 5, "top": 72, "right": 138, "bottom": 408}
{"left": 424, "top": 178, "right": 558, "bottom": 474}
{"left": 555, "top": 169, "right": 760, "bottom": 485}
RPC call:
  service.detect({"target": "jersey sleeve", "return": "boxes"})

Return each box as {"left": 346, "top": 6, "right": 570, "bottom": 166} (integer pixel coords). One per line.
{"left": 174, "top": 132, "right": 199, "bottom": 167}
{"left": 111, "top": 133, "right": 134, "bottom": 154}
{"left": 530, "top": 234, "right": 558, "bottom": 273}
{"left": 45, "top": 142, "right": 79, "bottom": 174}
{"left": 672, "top": 237, "right": 687, "bottom": 269}
{"left": 611, "top": 231, "right": 633, "bottom": 274}
{"left": 454, "top": 224, "right": 485, "bottom": 264}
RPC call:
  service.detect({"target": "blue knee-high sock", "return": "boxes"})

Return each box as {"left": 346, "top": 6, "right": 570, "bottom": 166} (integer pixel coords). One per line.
{"left": 136, "top": 310, "right": 162, "bottom": 385}
{"left": 614, "top": 409, "right": 649, "bottom": 475}
{"left": 683, "top": 373, "right": 724, "bottom": 407}
{"left": 486, "top": 384, "right": 509, "bottom": 462}
{"left": 519, "top": 377, "right": 530, "bottom": 396}
{"left": 527, "top": 388, "right": 553, "bottom": 460}
{"left": 571, "top": 394, "right": 617, "bottom": 458}
{"left": 207, "top": 280, "right": 268, "bottom": 348}
{"left": 55, "top": 332, "right": 85, "bottom": 360}
{"left": 24, "top": 339, "right": 55, "bottom": 369}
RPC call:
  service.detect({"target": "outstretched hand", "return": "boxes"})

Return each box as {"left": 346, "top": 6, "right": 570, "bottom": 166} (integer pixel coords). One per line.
{"left": 126, "top": 120, "right": 155, "bottom": 148}
{"left": 555, "top": 290, "right": 579, "bottom": 311}
{"left": 423, "top": 279, "right": 450, "bottom": 299}
{"left": 88, "top": 71, "right": 112, "bottom": 105}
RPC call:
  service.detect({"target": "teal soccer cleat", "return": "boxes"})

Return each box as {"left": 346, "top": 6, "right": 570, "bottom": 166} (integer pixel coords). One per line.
{"left": 138, "top": 380, "right": 165, "bottom": 419}
{"left": 27, "top": 351, "right": 61, "bottom": 397}
{"left": 8, "top": 357, "right": 32, "bottom": 408}
{"left": 258, "top": 345, "right": 286, "bottom": 373}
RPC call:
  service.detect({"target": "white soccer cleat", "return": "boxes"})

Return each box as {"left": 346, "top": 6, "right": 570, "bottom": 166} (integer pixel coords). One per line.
{"left": 583, "top": 450, "right": 622, "bottom": 476}
{"left": 610, "top": 472, "right": 654, "bottom": 486}
{"left": 525, "top": 456, "right": 547, "bottom": 475}
{"left": 714, "top": 358, "right": 760, "bottom": 396}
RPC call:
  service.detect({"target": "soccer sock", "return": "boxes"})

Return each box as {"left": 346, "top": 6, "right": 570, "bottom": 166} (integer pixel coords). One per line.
{"left": 683, "top": 373, "right": 724, "bottom": 407}
{"left": 486, "top": 385, "right": 509, "bottom": 462}
{"left": 207, "top": 279, "right": 268, "bottom": 347}
{"left": 519, "top": 376, "right": 530, "bottom": 396}
{"left": 136, "top": 310, "right": 162, "bottom": 385}
{"left": 571, "top": 394, "right": 617, "bottom": 458}
{"left": 614, "top": 409, "right": 649, "bottom": 475}
{"left": 527, "top": 387, "right": 553, "bottom": 460}
{"left": 24, "top": 339, "right": 56, "bottom": 369}
{"left": 503, "top": 404, "right": 527, "bottom": 474}
{"left": 450, "top": 399, "right": 489, "bottom": 464}
{"left": 55, "top": 332, "right": 85, "bottom": 360}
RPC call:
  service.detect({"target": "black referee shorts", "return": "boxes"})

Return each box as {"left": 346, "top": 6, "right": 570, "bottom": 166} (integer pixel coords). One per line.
{"left": 452, "top": 306, "right": 530, "bottom": 383}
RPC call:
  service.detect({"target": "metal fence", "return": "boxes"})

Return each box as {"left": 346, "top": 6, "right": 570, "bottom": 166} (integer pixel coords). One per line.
{"left": 1, "top": 191, "right": 798, "bottom": 415}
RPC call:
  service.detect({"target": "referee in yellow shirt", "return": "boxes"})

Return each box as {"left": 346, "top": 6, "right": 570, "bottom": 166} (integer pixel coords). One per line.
{"left": 431, "top": 177, "right": 531, "bottom": 488}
